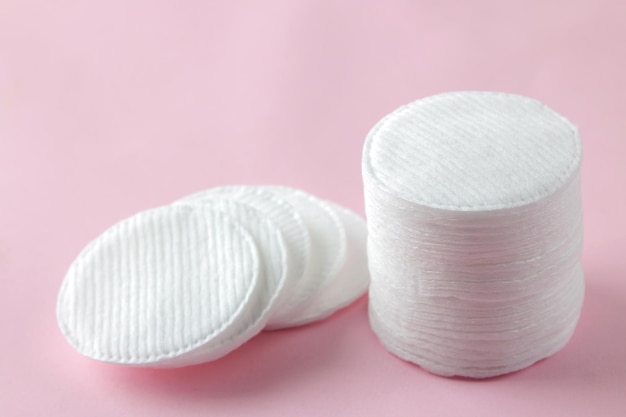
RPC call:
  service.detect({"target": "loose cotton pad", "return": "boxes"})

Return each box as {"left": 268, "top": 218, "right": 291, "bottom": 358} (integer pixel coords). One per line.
{"left": 363, "top": 91, "right": 584, "bottom": 378}
{"left": 174, "top": 199, "right": 290, "bottom": 362}
{"left": 260, "top": 186, "right": 348, "bottom": 329}
{"left": 176, "top": 186, "right": 311, "bottom": 327}
{"left": 59, "top": 183, "right": 371, "bottom": 367}
{"left": 57, "top": 204, "right": 261, "bottom": 367}
{"left": 282, "top": 201, "right": 370, "bottom": 327}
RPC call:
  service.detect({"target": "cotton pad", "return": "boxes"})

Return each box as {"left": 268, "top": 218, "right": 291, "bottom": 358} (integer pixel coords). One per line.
{"left": 179, "top": 185, "right": 370, "bottom": 330}
{"left": 260, "top": 186, "right": 348, "bottom": 329}
{"left": 364, "top": 91, "right": 581, "bottom": 211}
{"left": 176, "top": 186, "right": 311, "bottom": 327}
{"left": 59, "top": 183, "right": 371, "bottom": 367}
{"left": 175, "top": 199, "right": 289, "bottom": 362}
{"left": 57, "top": 204, "right": 261, "bottom": 367}
{"left": 282, "top": 201, "right": 370, "bottom": 327}
{"left": 363, "top": 91, "right": 584, "bottom": 378}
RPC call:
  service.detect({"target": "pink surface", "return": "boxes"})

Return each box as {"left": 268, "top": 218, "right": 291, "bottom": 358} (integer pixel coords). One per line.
{"left": 1, "top": 1, "right": 625, "bottom": 415}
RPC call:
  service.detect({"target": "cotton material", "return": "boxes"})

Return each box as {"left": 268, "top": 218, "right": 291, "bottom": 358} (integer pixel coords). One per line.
{"left": 285, "top": 201, "right": 370, "bottom": 327}
{"left": 178, "top": 199, "right": 289, "bottom": 363}
{"left": 363, "top": 91, "right": 585, "bottom": 378}
{"left": 57, "top": 204, "right": 261, "bottom": 367}
{"left": 58, "top": 185, "right": 370, "bottom": 367}
{"left": 261, "top": 186, "right": 348, "bottom": 329}
{"left": 178, "top": 185, "right": 311, "bottom": 326}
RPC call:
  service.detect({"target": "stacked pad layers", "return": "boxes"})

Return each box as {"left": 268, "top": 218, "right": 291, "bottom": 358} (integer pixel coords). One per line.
{"left": 363, "top": 91, "right": 584, "bottom": 378}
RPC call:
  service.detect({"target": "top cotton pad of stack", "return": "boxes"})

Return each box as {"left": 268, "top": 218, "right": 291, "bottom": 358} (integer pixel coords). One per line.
{"left": 363, "top": 91, "right": 584, "bottom": 378}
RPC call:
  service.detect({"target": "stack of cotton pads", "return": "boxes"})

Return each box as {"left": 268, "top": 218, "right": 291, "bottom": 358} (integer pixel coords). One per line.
{"left": 57, "top": 186, "right": 369, "bottom": 367}
{"left": 363, "top": 92, "right": 584, "bottom": 378}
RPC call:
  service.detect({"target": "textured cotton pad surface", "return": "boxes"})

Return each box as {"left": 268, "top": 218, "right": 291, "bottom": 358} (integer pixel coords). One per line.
{"left": 364, "top": 91, "right": 581, "bottom": 210}
{"left": 57, "top": 204, "right": 260, "bottom": 367}
{"left": 177, "top": 199, "right": 289, "bottom": 362}
{"left": 176, "top": 186, "right": 310, "bottom": 325}
{"left": 261, "top": 186, "right": 347, "bottom": 329}
{"left": 363, "top": 91, "right": 584, "bottom": 378}
{"left": 284, "top": 202, "right": 370, "bottom": 327}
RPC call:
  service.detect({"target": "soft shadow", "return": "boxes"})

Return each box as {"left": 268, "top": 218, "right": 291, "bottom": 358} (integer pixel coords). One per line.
{"left": 94, "top": 297, "right": 369, "bottom": 399}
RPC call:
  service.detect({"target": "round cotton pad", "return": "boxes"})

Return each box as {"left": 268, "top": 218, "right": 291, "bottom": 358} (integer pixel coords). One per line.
{"left": 260, "top": 186, "right": 348, "bottom": 329}
{"left": 57, "top": 204, "right": 260, "bottom": 367}
{"left": 283, "top": 202, "right": 370, "bottom": 327}
{"left": 363, "top": 91, "right": 581, "bottom": 211}
{"left": 176, "top": 186, "right": 310, "bottom": 325}
{"left": 177, "top": 199, "right": 289, "bottom": 362}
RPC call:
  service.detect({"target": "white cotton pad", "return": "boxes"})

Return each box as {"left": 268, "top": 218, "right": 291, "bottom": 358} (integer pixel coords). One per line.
{"left": 176, "top": 186, "right": 310, "bottom": 326}
{"left": 364, "top": 91, "right": 581, "bottom": 211}
{"left": 260, "top": 186, "right": 348, "bottom": 329}
{"left": 363, "top": 91, "right": 584, "bottom": 378}
{"left": 57, "top": 204, "right": 261, "bottom": 367}
{"left": 282, "top": 201, "right": 370, "bottom": 327}
{"left": 174, "top": 199, "right": 289, "bottom": 362}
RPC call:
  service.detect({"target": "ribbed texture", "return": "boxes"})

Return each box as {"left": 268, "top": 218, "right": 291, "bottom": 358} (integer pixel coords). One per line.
{"left": 262, "top": 186, "right": 348, "bottom": 329}
{"left": 363, "top": 92, "right": 585, "bottom": 378}
{"left": 287, "top": 202, "right": 370, "bottom": 327}
{"left": 58, "top": 185, "right": 371, "bottom": 367}
{"left": 364, "top": 91, "right": 581, "bottom": 210}
{"left": 57, "top": 205, "right": 260, "bottom": 366}
{"left": 179, "top": 186, "right": 310, "bottom": 324}
{"left": 175, "top": 199, "right": 289, "bottom": 363}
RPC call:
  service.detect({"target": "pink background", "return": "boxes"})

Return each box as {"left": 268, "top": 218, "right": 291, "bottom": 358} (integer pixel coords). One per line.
{"left": 2, "top": 1, "right": 625, "bottom": 415}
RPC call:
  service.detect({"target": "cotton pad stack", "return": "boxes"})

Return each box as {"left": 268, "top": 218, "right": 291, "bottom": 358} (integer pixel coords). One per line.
{"left": 57, "top": 186, "right": 368, "bottom": 368}
{"left": 363, "top": 91, "right": 584, "bottom": 378}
